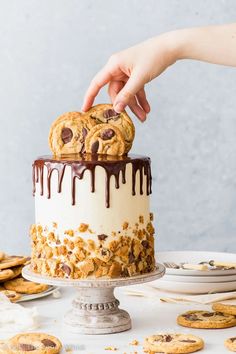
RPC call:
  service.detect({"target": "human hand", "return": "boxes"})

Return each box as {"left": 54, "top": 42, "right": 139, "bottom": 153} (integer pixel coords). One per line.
{"left": 82, "top": 32, "right": 180, "bottom": 121}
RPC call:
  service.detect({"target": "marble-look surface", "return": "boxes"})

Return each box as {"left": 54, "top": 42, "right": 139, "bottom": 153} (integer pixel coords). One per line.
{"left": 0, "top": 0, "right": 236, "bottom": 253}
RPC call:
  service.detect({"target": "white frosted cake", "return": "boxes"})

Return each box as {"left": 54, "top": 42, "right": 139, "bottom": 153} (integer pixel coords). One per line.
{"left": 30, "top": 154, "right": 155, "bottom": 279}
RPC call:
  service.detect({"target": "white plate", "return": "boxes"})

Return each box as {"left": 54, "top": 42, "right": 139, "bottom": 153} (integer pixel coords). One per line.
{"left": 150, "top": 278, "right": 236, "bottom": 294}
{"left": 16, "top": 286, "right": 58, "bottom": 302}
{"left": 163, "top": 273, "right": 236, "bottom": 283}
{"left": 156, "top": 251, "right": 236, "bottom": 276}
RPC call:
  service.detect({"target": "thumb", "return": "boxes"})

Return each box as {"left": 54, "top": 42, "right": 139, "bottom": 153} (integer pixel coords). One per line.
{"left": 113, "top": 70, "right": 145, "bottom": 113}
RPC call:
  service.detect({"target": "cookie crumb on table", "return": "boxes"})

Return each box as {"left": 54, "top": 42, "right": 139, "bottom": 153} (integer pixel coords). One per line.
{"left": 104, "top": 346, "right": 118, "bottom": 351}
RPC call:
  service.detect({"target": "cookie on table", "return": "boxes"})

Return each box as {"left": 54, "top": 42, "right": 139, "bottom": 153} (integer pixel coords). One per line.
{"left": 49, "top": 111, "right": 96, "bottom": 155}
{"left": 85, "top": 123, "right": 126, "bottom": 156}
{"left": 4, "top": 277, "right": 49, "bottom": 294}
{"left": 177, "top": 310, "right": 236, "bottom": 329}
{"left": 225, "top": 337, "right": 236, "bottom": 352}
{"left": 85, "top": 103, "right": 135, "bottom": 153}
{"left": 0, "top": 290, "right": 21, "bottom": 302}
{"left": 0, "top": 269, "right": 14, "bottom": 282}
{"left": 212, "top": 303, "right": 236, "bottom": 316}
{"left": 8, "top": 333, "right": 62, "bottom": 353}
{"left": 143, "top": 333, "right": 204, "bottom": 353}
{"left": 0, "top": 256, "right": 28, "bottom": 270}
{"left": 0, "top": 252, "right": 5, "bottom": 261}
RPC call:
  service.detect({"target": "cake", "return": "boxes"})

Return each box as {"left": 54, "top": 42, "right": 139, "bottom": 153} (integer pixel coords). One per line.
{"left": 30, "top": 105, "right": 155, "bottom": 279}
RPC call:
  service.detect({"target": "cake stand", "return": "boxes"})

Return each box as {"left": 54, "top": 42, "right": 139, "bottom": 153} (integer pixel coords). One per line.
{"left": 22, "top": 263, "right": 165, "bottom": 334}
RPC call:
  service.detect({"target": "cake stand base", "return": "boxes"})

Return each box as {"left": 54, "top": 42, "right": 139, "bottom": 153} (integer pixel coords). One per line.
{"left": 22, "top": 264, "right": 165, "bottom": 334}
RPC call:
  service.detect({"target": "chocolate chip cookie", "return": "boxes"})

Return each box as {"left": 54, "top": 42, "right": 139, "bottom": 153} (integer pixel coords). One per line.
{"left": 0, "top": 256, "right": 28, "bottom": 270}
{"left": 143, "top": 333, "right": 204, "bottom": 353}
{"left": 49, "top": 111, "right": 96, "bottom": 155}
{"left": 4, "top": 277, "right": 49, "bottom": 294}
{"left": 85, "top": 104, "right": 135, "bottom": 153}
{"left": 212, "top": 302, "right": 236, "bottom": 316}
{"left": 0, "top": 269, "right": 14, "bottom": 282}
{"left": 9, "top": 333, "right": 62, "bottom": 353}
{"left": 177, "top": 310, "right": 236, "bottom": 329}
{"left": 225, "top": 337, "right": 236, "bottom": 352}
{"left": 85, "top": 123, "right": 126, "bottom": 155}
{"left": 0, "top": 290, "right": 21, "bottom": 302}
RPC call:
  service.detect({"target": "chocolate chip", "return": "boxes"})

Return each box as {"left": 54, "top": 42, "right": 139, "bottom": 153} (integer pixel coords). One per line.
{"left": 100, "top": 128, "right": 115, "bottom": 140}
{"left": 19, "top": 343, "right": 36, "bottom": 351}
{"left": 61, "top": 263, "right": 71, "bottom": 276}
{"left": 202, "top": 312, "right": 214, "bottom": 317}
{"left": 82, "top": 127, "right": 88, "bottom": 139}
{"left": 61, "top": 127, "right": 73, "bottom": 144}
{"left": 146, "top": 255, "right": 153, "bottom": 265}
{"left": 141, "top": 240, "right": 149, "bottom": 249}
{"left": 41, "top": 339, "right": 56, "bottom": 347}
{"left": 98, "top": 234, "right": 108, "bottom": 241}
{"left": 183, "top": 314, "right": 200, "bottom": 321}
{"left": 103, "top": 109, "right": 119, "bottom": 119}
{"left": 128, "top": 252, "right": 135, "bottom": 263}
{"left": 231, "top": 337, "right": 236, "bottom": 342}
{"left": 180, "top": 339, "right": 196, "bottom": 343}
{"left": 164, "top": 335, "right": 172, "bottom": 342}
{"left": 91, "top": 140, "right": 99, "bottom": 153}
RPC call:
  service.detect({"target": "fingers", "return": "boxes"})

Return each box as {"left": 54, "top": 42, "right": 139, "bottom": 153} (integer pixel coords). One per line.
{"left": 136, "top": 88, "right": 151, "bottom": 114}
{"left": 108, "top": 80, "right": 124, "bottom": 103}
{"left": 128, "top": 96, "right": 147, "bottom": 122}
{"left": 113, "top": 69, "right": 146, "bottom": 113}
{"left": 82, "top": 68, "right": 112, "bottom": 111}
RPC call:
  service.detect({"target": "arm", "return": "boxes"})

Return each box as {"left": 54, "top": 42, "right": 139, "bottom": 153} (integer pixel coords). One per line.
{"left": 82, "top": 23, "right": 236, "bottom": 121}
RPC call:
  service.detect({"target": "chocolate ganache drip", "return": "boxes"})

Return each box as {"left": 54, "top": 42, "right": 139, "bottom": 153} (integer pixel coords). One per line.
{"left": 33, "top": 154, "right": 152, "bottom": 208}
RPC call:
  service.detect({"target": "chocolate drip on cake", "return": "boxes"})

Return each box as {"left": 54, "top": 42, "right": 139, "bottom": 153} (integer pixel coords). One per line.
{"left": 33, "top": 154, "right": 152, "bottom": 208}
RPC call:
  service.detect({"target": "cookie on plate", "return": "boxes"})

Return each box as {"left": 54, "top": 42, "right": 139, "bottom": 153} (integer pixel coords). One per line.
{"left": 143, "top": 333, "right": 204, "bottom": 353}
{"left": 4, "top": 277, "right": 49, "bottom": 294}
{"left": 0, "top": 290, "right": 21, "bottom": 302}
{"left": 8, "top": 333, "right": 62, "bottom": 353}
{"left": 85, "top": 104, "right": 135, "bottom": 153}
{"left": 212, "top": 303, "right": 236, "bottom": 316}
{"left": 177, "top": 310, "right": 236, "bottom": 329}
{"left": 85, "top": 123, "right": 126, "bottom": 156}
{"left": 0, "top": 269, "right": 14, "bottom": 282}
{"left": 0, "top": 256, "right": 28, "bottom": 270}
{"left": 225, "top": 337, "right": 236, "bottom": 352}
{"left": 49, "top": 111, "right": 96, "bottom": 155}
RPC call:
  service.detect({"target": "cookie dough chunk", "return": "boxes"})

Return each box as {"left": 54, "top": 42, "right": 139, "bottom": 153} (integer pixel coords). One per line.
{"left": 85, "top": 123, "right": 126, "bottom": 156}
{"left": 143, "top": 333, "right": 204, "bottom": 353}
{"left": 0, "top": 256, "right": 28, "bottom": 270}
{"left": 0, "top": 290, "right": 21, "bottom": 302}
{"left": 225, "top": 337, "right": 236, "bottom": 352}
{"left": 212, "top": 302, "right": 236, "bottom": 316}
{"left": 86, "top": 104, "right": 135, "bottom": 153}
{"left": 0, "top": 269, "right": 14, "bottom": 282}
{"left": 49, "top": 111, "right": 96, "bottom": 155}
{"left": 177, "top": 310, "right": 236, "bottom": 329}
{"left": 9, "top": 333, "right": 62, "bottom": 354}
{"left": 4, "top": 277, "right": 49, "bottom": 294}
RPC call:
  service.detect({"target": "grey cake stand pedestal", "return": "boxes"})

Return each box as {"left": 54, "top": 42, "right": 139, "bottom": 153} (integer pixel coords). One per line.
{"left": 22, "top": 264, "right": 165, "bottom": 335}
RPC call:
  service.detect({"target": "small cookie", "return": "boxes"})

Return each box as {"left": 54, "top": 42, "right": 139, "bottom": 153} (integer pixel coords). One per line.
{"left": 0, "top": 269, "right": 14, "bottom": 282}
{"left": 4, "top": 277, "right": 49, "bottom": 294}
{"left": 85, "top": 123, "right": 125, "bottom": 156}
{"left": 0, "top": 290, "right": 21, "bottom": 302}
{"left": 0, "top": 256, "right": 28, "bottom": 270}
{"left": 143, "top": 333, "right": 204, "bottom": 353}
{"left": 225, "top": 337, "right": 236, "bottom": 352}
{"left": 9, "top": 332, "right": 62, "bottom": 354}
{"left": 177, "top": 310, "right": 236, "bottom": 329}
{"left": 212, "top": 303, "right": 236, "bottom": 316}
{"left": 0, "top": 252, "right": 5, "bottom": 261}
{"left": 49, "top": 111, "right": 96, "bottom": 155}
{"left": 86, "top": 103, "right": 135, "bottom": 153}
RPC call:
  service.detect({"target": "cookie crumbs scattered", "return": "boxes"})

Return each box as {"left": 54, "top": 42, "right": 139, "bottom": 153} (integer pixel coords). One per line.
{"left": 104, "top": 346, "right": 118, "bottom": 351}
{"left": 129, "top": 339, "right": 139, "bottom": 346}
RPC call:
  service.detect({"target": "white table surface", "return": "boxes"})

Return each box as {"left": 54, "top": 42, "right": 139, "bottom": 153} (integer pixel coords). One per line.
{"left": 1, "top": 287, "right": 235, "bottom": 354}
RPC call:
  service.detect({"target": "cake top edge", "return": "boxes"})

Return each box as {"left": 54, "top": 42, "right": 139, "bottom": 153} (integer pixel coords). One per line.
{"left": 33, "top": 153, "right": 151, "bottom": 164}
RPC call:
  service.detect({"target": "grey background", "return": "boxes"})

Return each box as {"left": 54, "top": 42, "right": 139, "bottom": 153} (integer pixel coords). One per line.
{"left": 0, "top": 0, "right": 236, "bottom": 255}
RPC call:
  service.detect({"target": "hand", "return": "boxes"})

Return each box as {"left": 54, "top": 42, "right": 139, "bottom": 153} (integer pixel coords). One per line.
{"left": 82, "top": 32, "right": 179, "bottom": 121}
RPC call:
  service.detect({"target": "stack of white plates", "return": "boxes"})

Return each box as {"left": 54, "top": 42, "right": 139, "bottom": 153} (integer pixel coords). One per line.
{"left": 152, "top": 251, "right": 236, "bottom": 294}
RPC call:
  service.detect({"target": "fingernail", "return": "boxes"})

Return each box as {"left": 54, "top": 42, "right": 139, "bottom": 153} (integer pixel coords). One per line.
{"left": 114, "top": 102, "right": 125, "bottom": 113}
